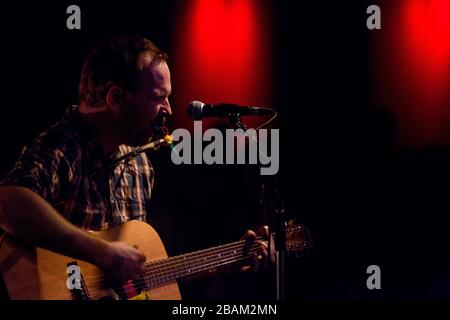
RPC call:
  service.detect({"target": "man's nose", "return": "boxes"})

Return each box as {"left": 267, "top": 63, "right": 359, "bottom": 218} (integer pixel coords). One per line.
{"left": 161, "top": 98, "right": 172, "bottom": 116}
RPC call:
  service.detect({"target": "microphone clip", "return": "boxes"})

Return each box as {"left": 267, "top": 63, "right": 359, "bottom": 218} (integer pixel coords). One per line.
{"left": 227, "top": 113, "right": 248, "bottom": 130}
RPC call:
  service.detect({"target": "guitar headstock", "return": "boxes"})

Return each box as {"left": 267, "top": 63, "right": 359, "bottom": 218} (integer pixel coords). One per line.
{"left": 285, "top": 220, "right": 313, "bottom": 257}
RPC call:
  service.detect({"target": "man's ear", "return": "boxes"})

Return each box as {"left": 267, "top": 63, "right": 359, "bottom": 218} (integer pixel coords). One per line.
{"left": 105, "top": 85, "right": 123, "bottom": 112}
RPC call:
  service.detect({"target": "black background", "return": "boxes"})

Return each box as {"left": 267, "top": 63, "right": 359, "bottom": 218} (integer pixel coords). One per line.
{"left": 0, "top": 0, "right": 449, "bottom": 300}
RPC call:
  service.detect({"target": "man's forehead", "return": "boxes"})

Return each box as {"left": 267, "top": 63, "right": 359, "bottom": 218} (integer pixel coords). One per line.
{"left": 138, "top": 57, "right": 170, "bottom": 90}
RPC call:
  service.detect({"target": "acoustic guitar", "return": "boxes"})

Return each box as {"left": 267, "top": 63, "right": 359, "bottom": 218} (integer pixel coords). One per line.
{"left": 0, "top": 220, "right": 311, "bottom": 300}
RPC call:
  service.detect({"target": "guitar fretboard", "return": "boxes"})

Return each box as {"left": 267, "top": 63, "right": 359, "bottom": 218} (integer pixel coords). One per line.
{"left": 142, "top": 237, "right": 265, "bottom": 289}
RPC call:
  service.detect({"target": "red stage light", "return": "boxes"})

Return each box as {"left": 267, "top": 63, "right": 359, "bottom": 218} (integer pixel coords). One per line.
{"left": 172, "top": 0, "right": 273, "bottom": 131}
{"left": 405, "top": 0, "right": 450, "bottom": 74}
{"left": 374, "top": 0, "right": 450, "bottom": 147}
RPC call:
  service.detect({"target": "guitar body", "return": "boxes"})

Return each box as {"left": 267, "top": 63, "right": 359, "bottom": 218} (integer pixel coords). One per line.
{"left": 0, "top": 220, "right": 181, "bottom": 300}
{"left": 0, "top": 218, "right": 311, "bottom": 300}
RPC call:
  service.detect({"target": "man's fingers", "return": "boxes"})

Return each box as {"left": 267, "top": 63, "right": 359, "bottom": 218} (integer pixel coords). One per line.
{"left": 257, "top": 226, "right": 269, "bottom": 238}
{"left": 239, "top": 227, "right": 275, "bottom": 273}
{"left": 240, "top": 253, "right": 259, "bottom": 274}
{"left": 241, "top": 265, "right": 252, "bottom": 273}
{"left": 259, "top": 240, "right": 268, "bottom": 250}
{"left": 258, "top": 241, "right": 268, "bottom": 258}
{"left": 241, "top": 229, "right": 257, "bottom": 240}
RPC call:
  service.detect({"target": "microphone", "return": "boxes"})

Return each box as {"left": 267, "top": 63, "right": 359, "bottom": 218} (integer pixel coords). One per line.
{"left": 188, "top": 101, "right": 274, "bottom": 120}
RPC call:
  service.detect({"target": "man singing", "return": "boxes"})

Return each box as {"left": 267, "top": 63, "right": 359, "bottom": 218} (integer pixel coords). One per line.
{"left": 0, "top": 35, "right": 270, "bottom": 289}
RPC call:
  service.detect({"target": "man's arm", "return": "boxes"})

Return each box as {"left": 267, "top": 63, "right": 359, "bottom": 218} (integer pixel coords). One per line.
{"left": 0, "top": 185, "right": 145, "bottom": 280}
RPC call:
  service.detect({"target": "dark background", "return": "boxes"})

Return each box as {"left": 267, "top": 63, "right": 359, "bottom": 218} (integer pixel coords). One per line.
{"left": 0, "top": 0, "right": 449, "bottom": 300}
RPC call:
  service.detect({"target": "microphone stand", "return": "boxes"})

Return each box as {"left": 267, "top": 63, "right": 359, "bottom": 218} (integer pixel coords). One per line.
{"left": 227, "top": 113, "right": 286, "bottom": 301}
{"left": 272, "top": 181, "right": 286, "bottom": 301}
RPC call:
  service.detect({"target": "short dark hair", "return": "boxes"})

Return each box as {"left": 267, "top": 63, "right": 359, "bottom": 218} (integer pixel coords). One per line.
{"left": 79, "top": 35, "right": 168, "bottom": 107}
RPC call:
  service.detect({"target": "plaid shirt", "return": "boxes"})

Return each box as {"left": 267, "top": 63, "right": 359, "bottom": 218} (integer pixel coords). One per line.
{"left": 0, "top": 106, "right": 154, "bottom": 230}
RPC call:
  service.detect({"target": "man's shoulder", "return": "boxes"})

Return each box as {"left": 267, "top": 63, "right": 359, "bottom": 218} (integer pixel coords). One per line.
{"left": 23, "top": 106, "right": 86, "bottom": 159}
{"left": 31, "top": 123, "right": 80, "bottom": 155}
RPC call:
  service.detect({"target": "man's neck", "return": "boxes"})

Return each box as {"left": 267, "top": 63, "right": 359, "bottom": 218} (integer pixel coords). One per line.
{"left": 79, "top": 103, "right": 124, "bottom": 155}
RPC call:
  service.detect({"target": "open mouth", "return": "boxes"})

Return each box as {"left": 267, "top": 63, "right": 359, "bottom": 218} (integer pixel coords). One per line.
{"left": 149, "top": 111, "right": 171, "bottom": 136}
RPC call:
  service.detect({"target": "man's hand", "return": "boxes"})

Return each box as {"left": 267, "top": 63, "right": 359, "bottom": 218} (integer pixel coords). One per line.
{"left": 102, "top": 241, "right": 146, "bottom": 282}
{"left": 240, "top": 226, "right": 275, "bottom": 273}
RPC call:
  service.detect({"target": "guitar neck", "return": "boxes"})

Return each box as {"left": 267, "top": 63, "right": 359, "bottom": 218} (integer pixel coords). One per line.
{"left": 143, "top": 236, "right": 265, "bottom": 289}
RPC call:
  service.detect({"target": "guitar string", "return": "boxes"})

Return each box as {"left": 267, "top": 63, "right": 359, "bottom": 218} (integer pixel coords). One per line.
{"left": 143, "top": 235, "right": 275, "bottom": 280}
{"left": 90, "top": 240, "right": 259, "bottom": 280}
{"left": 84, "top": 229, "right": 293, "bottom": 284}
{"left": 84, "top": 247, "right": 260, "bottom": 299}
{"left": 81, "top": 237, "right": 267, "bottom": 284}
{"left": 84, "top": 247, "right": 261, "bottom": 299}
{"left": 140, "top": 244, "right": 264, "bottom": 287}
{"left": 80, "top": 235, "right": 271, "bottom": 283}
{"left": 144, "top": 235, "right": 272, "bottom": 274}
